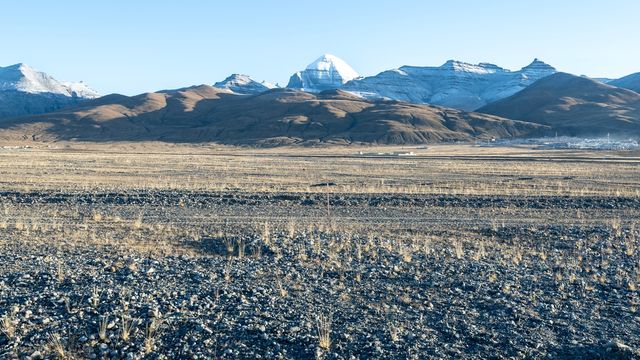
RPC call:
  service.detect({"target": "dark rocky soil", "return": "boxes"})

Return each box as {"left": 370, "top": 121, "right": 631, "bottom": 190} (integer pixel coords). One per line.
{"left": 0, "top": 191, "right": 639, "bottom": 359}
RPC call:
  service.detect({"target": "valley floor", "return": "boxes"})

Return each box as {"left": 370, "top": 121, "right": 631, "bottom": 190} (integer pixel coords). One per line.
{"left": 0, "top": 143, "right": 639, "bottom": 359}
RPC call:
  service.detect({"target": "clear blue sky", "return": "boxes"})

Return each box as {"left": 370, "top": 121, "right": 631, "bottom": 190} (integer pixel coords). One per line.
{"left": 2, "top": 0, "right": 639, "bottom": 95}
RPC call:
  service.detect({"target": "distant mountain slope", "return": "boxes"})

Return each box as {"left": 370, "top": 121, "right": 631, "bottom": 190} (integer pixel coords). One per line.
{"left": 0, "top": 63, "right": 99, "bottom": 119}
{"left": 609, "top": 72, "right": 640, "bottom": 93}
{"left": 0, "top": 86, "right": 545, "bottom": 145}
{"left": 478, "top": 73, "right": 640, "bottom": 136}
{"left": 214, "top": 74, "right": 277, "bottom": 95}
{"left": 591, "top": 77, "right": 614, "bottom": 84}
{"left": 342, "top": 59, "right": 556, "bottom": 111}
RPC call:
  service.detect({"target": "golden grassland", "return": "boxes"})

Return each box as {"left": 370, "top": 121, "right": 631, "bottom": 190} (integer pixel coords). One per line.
{"left": 1, "top": 141, "right": 637, "bottom": 258}
{"left": 0, "top": 142, "right": 639, "bottom": 197}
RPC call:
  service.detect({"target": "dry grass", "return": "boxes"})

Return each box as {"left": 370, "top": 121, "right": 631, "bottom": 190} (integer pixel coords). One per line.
{"left": 98, "top": 315, "right": 109, "bottom": 342}
{"left": 120, "top": 315, "right": 134, "bottom": 342}
{"left": 316, "top": 313, "right": 332, "bottom": 350}
{"left": 144, "top": 318, "right": 160, "bottom": 354}
{"left": 47, "top": 333, "right": 68, "bottom": 359}
{"left": 0, "top": 143, "right": 638, "bottom": 358}
{"left": 1, "top": 314, "right": 16, "bottom": 340}
{"left": 0, "top": 144, "right": 638, "bottom": 197}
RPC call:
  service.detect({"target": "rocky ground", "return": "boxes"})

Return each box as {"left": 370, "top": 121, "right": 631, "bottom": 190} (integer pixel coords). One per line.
{"left": 0, "top": 191, "right": 639, "bottom": 359}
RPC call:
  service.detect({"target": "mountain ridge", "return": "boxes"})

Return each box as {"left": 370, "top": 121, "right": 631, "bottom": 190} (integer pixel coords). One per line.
{"left": 477, "top": 72, "right": 640, "bottom": 136}
{"left": 0, "top": 85, "right": 546, "bottom": 145}
{"left": 2, "top": 57, "right": 640, "bottom": 145}
{"left": 341, "top": 59, "right": 557, "bottom": 111}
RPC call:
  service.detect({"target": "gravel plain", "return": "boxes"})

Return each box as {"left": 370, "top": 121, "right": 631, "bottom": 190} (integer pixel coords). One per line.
{"left": 1, "top": 190, "right": 639, "bottom": 359}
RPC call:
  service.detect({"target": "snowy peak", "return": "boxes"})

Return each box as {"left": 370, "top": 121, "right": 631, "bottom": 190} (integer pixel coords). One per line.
{"left": 305, "top": 54, "right": 360, "bottom": 81}
{"left": 0, "top": 63, "right": 99, "bottom": 98}
{"left": 3, "top": 63, "right": 30, "bottom": 74}
{"left": 0, "top": 63, "right": 99, "bottom": 119}
{"left": 521, "top": 58, "right": 556, "bottom": 75}
{"left": 287, "top": 54, "right": 360, "bottom": 92}
{"left": 214, "top": 74, "right": 277, "bottom": 95}
{"left": 0, "top": 63, "right": 68, "bottom": 94}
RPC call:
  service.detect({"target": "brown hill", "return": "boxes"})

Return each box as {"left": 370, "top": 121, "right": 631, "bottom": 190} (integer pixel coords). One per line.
{"left": 478, "top": 73, "right": 640, "bottom": 137}
{"left": 0, "top": 85, "right": 545, "bottom": 145}
{"left": 609, "top": 72, "right": 640, "bottom": 93}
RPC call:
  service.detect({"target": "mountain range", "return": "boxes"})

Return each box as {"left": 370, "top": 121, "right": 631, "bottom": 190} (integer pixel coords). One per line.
{"left": 275, "top": 55, "right": 558, "bottom": 111}
{"left": 0, "top": 54, "right": 639, "bottom": 145}
{"left": 342, "top": 59, "right": 557, "bottom": 111}
{"left": 0, "top": 86, "right": 544, "bottom": 145}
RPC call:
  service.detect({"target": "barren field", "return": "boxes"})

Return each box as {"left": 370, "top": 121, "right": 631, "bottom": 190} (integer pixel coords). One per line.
{"left": 0, "top": 143, "right": 639, "bottom": 359}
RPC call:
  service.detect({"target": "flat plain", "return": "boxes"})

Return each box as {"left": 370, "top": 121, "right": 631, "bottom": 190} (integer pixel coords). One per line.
{"left": 1, "top": 142, "right": 639, "bottom": 359}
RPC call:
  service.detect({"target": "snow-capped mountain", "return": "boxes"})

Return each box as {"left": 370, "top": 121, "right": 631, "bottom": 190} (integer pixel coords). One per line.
{"left": 342, "top": 59, "right": 557, "bottom": 111}
{"left": 0, "top": 63, "right": 99, "bottom": 98}
{"left": 0, "top": 63, "right": 99, "bottom": 119}
{"left": 214, "top": 74, "right": 277, "bottom": 95}
{"left": 287, "top": 54, "right": 360, "bottom": 92}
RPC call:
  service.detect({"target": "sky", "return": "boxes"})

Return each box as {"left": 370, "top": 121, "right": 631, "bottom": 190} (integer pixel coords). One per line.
{"left": 2, "top": 0, "right": 639, "bottom": 95}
